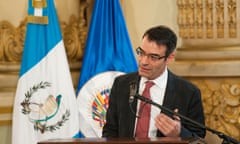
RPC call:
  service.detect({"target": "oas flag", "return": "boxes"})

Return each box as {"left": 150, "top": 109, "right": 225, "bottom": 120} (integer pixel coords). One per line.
{"left": 76, "top": 0, "right": 138, "bottom": 137}
{"left": 12, "top": 0, "right": 79, "bottom": 144}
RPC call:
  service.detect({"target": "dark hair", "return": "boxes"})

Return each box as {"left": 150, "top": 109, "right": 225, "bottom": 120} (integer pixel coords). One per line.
{"left": 142, "top": 25, "right": 177, "bottom": 58}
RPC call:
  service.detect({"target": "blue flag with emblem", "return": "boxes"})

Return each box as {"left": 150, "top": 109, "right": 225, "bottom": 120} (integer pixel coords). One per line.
{"left": 76, "top": 0, "right": 138, "bottom": 137}
{"left": 12, "top": 0, "right": 79, "bottom": 143}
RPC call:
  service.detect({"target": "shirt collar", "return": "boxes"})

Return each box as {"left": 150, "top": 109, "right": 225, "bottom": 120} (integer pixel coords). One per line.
{"left": 140, "top": 68, "right": 168, "bottom": 88}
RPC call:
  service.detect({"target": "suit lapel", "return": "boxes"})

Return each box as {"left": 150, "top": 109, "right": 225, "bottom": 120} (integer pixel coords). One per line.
{"left": 157, "top": 70, "right": 176, "bottom": 137}
{"left": 128, "top": 73, "right": 140, "bottom": 137}
{"left": 162, "top": 70, "right": 176, "bottom": 113}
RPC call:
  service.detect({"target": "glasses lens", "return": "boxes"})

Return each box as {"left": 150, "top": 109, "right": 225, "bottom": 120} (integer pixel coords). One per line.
{"left": 136, "top": 47, "right": 141, "bottom": 55}
{"left": 136, "top": 47, "right": 166, "bottom": 61}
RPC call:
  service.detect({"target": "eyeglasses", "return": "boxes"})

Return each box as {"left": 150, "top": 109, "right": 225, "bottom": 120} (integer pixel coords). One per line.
{"left": 136, "top": 47, "right": 166, "bottom": 61}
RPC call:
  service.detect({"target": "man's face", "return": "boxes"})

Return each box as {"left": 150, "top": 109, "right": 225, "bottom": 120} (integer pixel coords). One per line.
{"left": 137, "top": 37, "right": 174, "bottom": 80}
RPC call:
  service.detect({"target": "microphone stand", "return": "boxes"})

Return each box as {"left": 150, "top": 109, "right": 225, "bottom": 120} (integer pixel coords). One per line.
{"left": 134, "top": 94, "right": 240, "bottom": 144}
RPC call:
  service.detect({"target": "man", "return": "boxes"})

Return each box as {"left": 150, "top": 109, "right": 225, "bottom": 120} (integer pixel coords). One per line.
{"left": 102, "top": 25, "right": 206, "bottom": 138}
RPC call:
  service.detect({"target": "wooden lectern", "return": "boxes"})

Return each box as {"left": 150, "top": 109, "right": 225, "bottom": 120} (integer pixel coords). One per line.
{"left": 38, "top": 137, "right": 206, "bottom": 144}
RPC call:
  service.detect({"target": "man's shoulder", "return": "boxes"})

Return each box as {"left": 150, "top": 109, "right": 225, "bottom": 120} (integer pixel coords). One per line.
{"left": 115, "top": 72, "right": 139, "bottom": 82}
{"left": 168, "top": 70, "right": 199, "bottom": 90}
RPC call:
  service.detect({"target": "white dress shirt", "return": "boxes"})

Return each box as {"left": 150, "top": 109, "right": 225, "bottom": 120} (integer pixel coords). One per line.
{"left": 134, "top": 68, "right": 168, "bottom": 137}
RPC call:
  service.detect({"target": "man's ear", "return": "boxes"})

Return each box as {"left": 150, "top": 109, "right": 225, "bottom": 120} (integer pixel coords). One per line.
{"left": 166, "top": 52, "right": 175, "bottom": 64}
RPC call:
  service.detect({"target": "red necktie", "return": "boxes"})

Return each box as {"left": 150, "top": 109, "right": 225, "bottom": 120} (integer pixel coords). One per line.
{"left": 135, "top": 81, "right": 154, "bottom": 138}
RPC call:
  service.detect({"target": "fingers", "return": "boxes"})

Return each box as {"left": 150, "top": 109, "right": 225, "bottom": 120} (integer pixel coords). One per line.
{"left": 155, "top": 114, "right": 172, "bottom": 133}
{"left": 154, "top": 109, "right": 181, "bottom": 137}
{"left": 173, "top": 109, "right": 180, "bottom": 121}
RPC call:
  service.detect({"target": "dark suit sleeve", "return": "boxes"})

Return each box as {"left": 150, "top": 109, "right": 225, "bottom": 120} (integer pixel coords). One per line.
{"left": 162, "top": 72, "right": 206, "bottom": 138}
{"left": 179, "top": 88, "right": 206, "bottom": 138}
{"left": 102, "top": 78, "right": 119, "bottom": 137}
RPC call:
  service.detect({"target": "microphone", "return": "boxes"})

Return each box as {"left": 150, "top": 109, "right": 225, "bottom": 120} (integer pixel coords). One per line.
{"left": 129, "top": 82, "right": 137, "bottom": 103}
{"left": 133, "top": 94, "right": 240, "bottom": 144}
{"left": 128, "top": 80, "right": 141, "bottom": 118}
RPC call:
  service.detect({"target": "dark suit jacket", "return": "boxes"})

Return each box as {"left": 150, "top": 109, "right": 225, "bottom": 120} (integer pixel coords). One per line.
{"left": 102, "top": 70, "right": 206, "bottom": 138}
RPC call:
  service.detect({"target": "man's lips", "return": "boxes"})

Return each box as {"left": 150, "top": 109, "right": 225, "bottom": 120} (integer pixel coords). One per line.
{"left": 139, "top": 67, "right": 151, "bottom": 72}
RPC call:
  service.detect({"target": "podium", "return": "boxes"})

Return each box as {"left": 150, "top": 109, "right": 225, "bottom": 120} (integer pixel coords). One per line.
{"left": 38, "top": 137, "right": 206, "bottom": 144}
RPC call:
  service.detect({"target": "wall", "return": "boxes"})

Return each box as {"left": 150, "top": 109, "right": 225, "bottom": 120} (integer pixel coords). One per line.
{"left": 122, "top": 0, "right": 180, "bottom": 49}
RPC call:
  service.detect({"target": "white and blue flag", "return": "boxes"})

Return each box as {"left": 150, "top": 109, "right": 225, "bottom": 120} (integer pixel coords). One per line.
{"left": 76, "top": 0, "right": 138, "bottom": 137}
{"left": 12, "top": 0, "right": 79, "bottom": 143}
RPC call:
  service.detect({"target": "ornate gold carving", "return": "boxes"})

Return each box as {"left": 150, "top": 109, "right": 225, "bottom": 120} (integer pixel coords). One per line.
{"left": 61, "top": 1, "right": 89, "bottom": 62}
{"left": 61, "top": 16, "right": 86, "bottom": 62}
{"left": 177, "top": 0, "right": 186, "bottom": 38}
{"left": 216, "top": 0, "right": 225, "bottom": 38}
{"left": 196, "top": 0, "right": 203, "bottom": 38}
{"left": 187, "top": 0, "right": 196, "bottom": 38}
{"left": 190, "top": 79, "right": 240, "bottom": 141}
{"left": 228, "top": 0, "right": 237, "bottom": 38}
{"left": 0, "top": 20, "right": 26, "bottom": 62}
{"left": 178, "top": 0, "right": 240, "bottom": 48}
{"left": 206, "top": 0, "right": 213, "bottom": 38}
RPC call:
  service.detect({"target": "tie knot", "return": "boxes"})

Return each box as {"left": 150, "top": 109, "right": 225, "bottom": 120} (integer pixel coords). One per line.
{"left": 145, "top": 81, "right": 154, "bottom": 90}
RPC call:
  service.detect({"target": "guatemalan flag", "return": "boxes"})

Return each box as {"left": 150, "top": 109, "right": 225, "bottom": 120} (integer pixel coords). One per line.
{"left": 12, "top": 0, "right": 79, "bottom": 144}
{"left": 76, "top": 0, "right": 138, "bottom": 137}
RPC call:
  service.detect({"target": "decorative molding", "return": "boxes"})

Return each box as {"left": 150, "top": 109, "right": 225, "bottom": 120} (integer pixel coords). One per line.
{"left": 169, "top": 61, "right": 240, "bottom": 76}
{"left": 177, "top": 0, "right": 240, "bottom": 48}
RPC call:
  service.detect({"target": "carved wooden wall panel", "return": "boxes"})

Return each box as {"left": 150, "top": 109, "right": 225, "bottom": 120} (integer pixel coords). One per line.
{"left": 177, "top": 0, "right": 240, "bottom": 48}
{"left": 188, "top": 78, "right": 240, "bottom": 140}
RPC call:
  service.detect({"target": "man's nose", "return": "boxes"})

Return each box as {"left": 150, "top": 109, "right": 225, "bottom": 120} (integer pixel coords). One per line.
{"left": 140, "top": 55, "right": 150, "bottom": 64}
